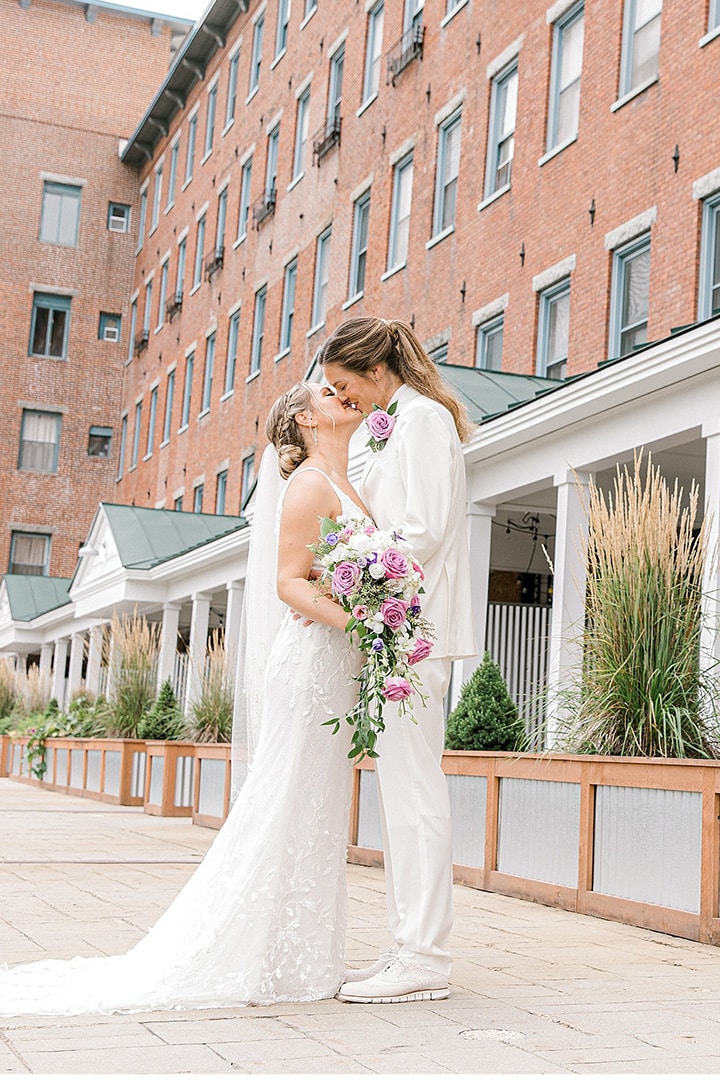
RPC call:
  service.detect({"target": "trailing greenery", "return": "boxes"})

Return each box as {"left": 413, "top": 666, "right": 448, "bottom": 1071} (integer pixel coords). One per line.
{"left": 445, "top": 652, "right": 528, "bottom": 752}
{"left": 107, "top": 612, "right": 159, "bottom": 737}
{"left": 138, "top": 678, "right": 186, "bottom": 741}
{"left": 190, "top": 630, "right": 234, "bottom": 743}
{"left": 555, "top": 454, "right": 720, "bottom": 758}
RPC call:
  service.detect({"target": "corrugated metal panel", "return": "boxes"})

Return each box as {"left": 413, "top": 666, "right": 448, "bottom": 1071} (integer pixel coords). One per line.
{"left": 174, "top": 754, "right": 195, "bottom": 807}
{"left": 104, "top": 750, "right": 121, "bottom": 796}
{"left": 70, "top": 748, "right": 84, "bottom": 789}
{"left": 197, "top": 758, "right": 226, "bottom": 817}
{"left": 448, "top": 774, "right": 486, "bottom": 868}
{"left": 593, "top": 786, "right": 702, "bottom": 914}
{"left": 148, "top": 756, "right": 164, "bottom": 805}
{"left": 357, "top": 769, "right": 384, "bottom": 850}
{"left": 485, "top": 602, "right": 550, "bottom": 748}
{"left": 131, "top": 751, "right": 146, "bottom": 799}
{"left": 86, "top": 750, "right": 102, "bottom": 793}
{"left": 498, "top": 777, "right": 580, "bottom": 887}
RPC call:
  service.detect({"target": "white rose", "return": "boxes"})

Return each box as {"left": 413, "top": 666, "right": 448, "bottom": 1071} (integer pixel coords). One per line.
{"left": 368, "top": 562, "right": 386, "bottom": 580}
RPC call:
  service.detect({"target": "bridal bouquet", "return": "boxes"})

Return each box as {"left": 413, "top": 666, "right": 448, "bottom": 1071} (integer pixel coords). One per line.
{"left": 309, "top": 515, "right": 434, "bottom": 760}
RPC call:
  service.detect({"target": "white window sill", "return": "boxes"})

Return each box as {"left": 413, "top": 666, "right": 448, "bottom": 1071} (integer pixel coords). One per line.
{"left": 220, "top": 389, "right": 234, "bottom": 401}
{"left": 356, "top": 93, "right": 378, "bottom": 118}
{"left": 246, "top": 369, "right": 261, "bottom": 383}
{"left": 441, "top": 0, "right": 470, "bottom": 28}
{"left": 198, "top": 408, "right": 210, "bottom": 420}
{"left": 287, "top": 173, "right": 304, "bottom": 192}
{"left": 142, "top": 452, "right": 152, "bottom": 462}
{"left": 270, "top": 49, "right": 286, "bottom": 70}
{"left": 478, "top": 184, "right": 511, "bottom": 212}
{"left": 342, "top": 292, "right": 363, "bottom": 311}
{"left": 222, "top": 118, "right": 235, "bottom": 137}
{"left": 189, "top": 283, "right": 201, "bottom": 296}
{"left": 300, "top": 7, "right": 316, "bottom": 30}
{"left": 246, "top": 86, "right": 259, "bottom": 105}
{"left": 538, "top": 134, "right": 578, "bottom": 167}
{"left": 234, "top": 233, "right": 247, "bottom": 248}
{"left": 611, "top": 75, "right": 659, "bottom": 112}
{"left": 164, "top": 202, "right": 174, "bottom": 215}
{"left": 426, "top": 226, "right": 454, "bottom": 250}
{"left": 177, "top": 424, "right": 189, "bottom": 435}
{"left": 306, "top": 322, "right": 325, "bottom": 338}
{"left": 128, "top": 464, "right": 138, "bottom": 473}
{"left": 700, "top": 24, "right": 720, "bottom": 47}
{"left": 159, "top": 439, "right": 170, "bottom": 449}
{"left": 154, "top": 323, "right": 164, "bottom": 334}
{"left": 181, "top": 178, "right": 192, "bottom": 191}
{"left": 381, "top": 263, "right": 406, "bottom": 282}
{"left": 274, "top": 347, "right": 291, "bottom": 362}
{"left": 200, "top": 148, "right": 213, "bottom": 166}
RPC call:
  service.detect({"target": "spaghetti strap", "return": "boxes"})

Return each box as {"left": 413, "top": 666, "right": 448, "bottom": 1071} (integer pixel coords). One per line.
{"left": 283, "top": 467, "right": 367, "bottom": 519}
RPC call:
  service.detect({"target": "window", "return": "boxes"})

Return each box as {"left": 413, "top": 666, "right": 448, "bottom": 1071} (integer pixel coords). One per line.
{"left": 388, "top": 154, "right": 413, "bottom": 270}
{"left": 146, "top": 386, "right": 158, "bottom": 457}
{"left": 363, "top": 2, "right": 384, "bottom": 103}
{"left": 99, "top": 313, "right": 121, "bottom": 342}
{"left": 265, "top": 126, "right": 280, "bottom": 199}
{"left": 275, "top": 0, "right": 290, "bottom": 57}
{"left": 711, "top": 0, "right": 720, "bottom": 31}
{"left": 476, "top": 316, "right": 504, "bottom": 370}
{"left": 30, "top": 293, "right": 70, "bottom": 359}
{"left": 201, "top": 333, "right": 215, "bottom": 413}
{"left": 215, "top": 470, "right": 228, "bottom": 514}
{"left": 137, "top": 187, "right": 148, "bottom": 250}
{"left": 193, "top": 214, "right": 206, "bottom": 288}
{"left": 174, "top": 495, "right": 184, "bottom": 512}
{"left": 610, "top": 234, "right": 651, "bottom": 358}
{"left": 204, "top": 84, "right": 217, "bottom": 157}
{"left": 304, "top": 0, "right": 316, "bottom": 17}
{"left": 250, "top": 286, "right": 267, "bottom": 375}
{"left": 699, "top": 194, "right": 720, "bottom": 320}
{"left": 176, "top": 236, "right": 187, "bottom": 300}
{"left": 238, "top": 156, "right": 253, "bottom": 239}
{"left": 312, "top": 227, "right": 332, "bottom": 328}
{"left": 40, "top": 182, "right": 81, "bottom": 246}
{"left": 433, "top": 110, "right": 461, "bottom": 236}
{"left": 404, "top": 0, "right": 423, "bottom": 33}
{"left": 151, "top": 163, "right": 163, "bottom": 231}
{"left": 131, "top": 401, "right": 142, "bottom": 468}
{"left": 142, "top": 280, "right": 153, "bottom": 335}
{"left": 485, "top": 63, "right": 518, "bottom": 197}
{"left": 328, "top": 46, "right": 344, "bottom": 123}
{"left": 619, "top": 0, "right": 662, "bottom": 97}
{"left": 108, "top": 202, "right": 130, "bottom": 232}
{"left": 279, "top": 259, "right": 297, "bottom": 352}
{"left": 127, "top": 300, "right": 137, "bottom": 363}
{"left": 429, "top": 341, "right": 448, "bottom": 364}
{"left": 18, "top": 410, "right": 61, "bottom": 473}
{"left": 215, "top": 188, "right": 227, "bottom": 257}
{"left": 9, "top": 532, "right": 50, "bottom": 576}
{"left": 117, "top": 415, "right": 127, "bottom": 479}
{"left": 537, "top": 280, "right": 570, "bottom": 379}
{"left": 293, "top": 87, "right": 310, "bottom": 180}
{"left": 226, "top": 51, "right": 240, "bottom": 128}
{"left": 446, "top": 0, "right": 464, "bottom": 13}
{"left": 241, "top": 453, "right": 255, "bottom": 510}
{"left": 167, "top": 140, "right": 180, "bottom": 208}
{"left": 193, "top": 483, "right": 204, "bottom": 513}
{"left": 185, "top": 113, "right": 198, "bottom": 184}
{"left": 180, "top": 352, "right": 194, "bottom": 428}
{"left": 249, "top": 14, "right": 264, "bottom": 93}
{"left": 156, "top": 263, "right": 168, "bottom": 329}
{"left": 548, "top": 4, "right": 584, "bottom": 151}
{"left": 162, "top": 370, "right": 175, "bottom": 443}
{"left": 349, "top": 191, "right": 370, "bottom": 298}
{"left": 88, "top": 425, "right": 112, "bottom": 458}
{"left": 225, "top": 310, "right": 240, "bottom": 393}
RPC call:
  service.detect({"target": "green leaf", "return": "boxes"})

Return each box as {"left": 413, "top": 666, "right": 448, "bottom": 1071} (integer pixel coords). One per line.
{"left": 320, "top": 517, "right": 339, "bottom": 537}
{"left": 387, "top": 401, "right": 398, "bottom": 415}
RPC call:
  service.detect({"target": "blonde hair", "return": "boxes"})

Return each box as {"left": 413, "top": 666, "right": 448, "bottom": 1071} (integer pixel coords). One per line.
{"left": 319, "top": 316, "right": 474, "bottom": 443}
{"left": 264, "top": 383, "right": 315, "bottom": 479}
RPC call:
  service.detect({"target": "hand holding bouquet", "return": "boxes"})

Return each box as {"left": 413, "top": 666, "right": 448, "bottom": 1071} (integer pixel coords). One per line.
{"left": 309, "top": 515, "right": 434, "bottom": 760}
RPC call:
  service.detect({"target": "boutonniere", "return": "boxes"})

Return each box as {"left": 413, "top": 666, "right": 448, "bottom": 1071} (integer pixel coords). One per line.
{"left": 365, "top": 402, "right": 398, "bottom": 452}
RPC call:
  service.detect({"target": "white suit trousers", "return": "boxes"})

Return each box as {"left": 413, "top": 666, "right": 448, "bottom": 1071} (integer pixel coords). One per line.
{"left": 374, "top": 655, "right": 454, "bottom": 977}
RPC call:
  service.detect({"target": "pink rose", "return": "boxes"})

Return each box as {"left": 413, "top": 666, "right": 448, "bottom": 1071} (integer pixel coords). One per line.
{"left": 383, "top": 676, "right": 414, "bottom": 701}
{"left": 412, "top": 560, "right": 425, "bottom": 581}
{"left": 380, "top": 597, "right": 409, "bottom": 630}
{"left": 407, "top": 637, "right": 434, "bottom": 665}
{"left": 332, "top": 561, "right": 362, "bottom": 596}
{"left": 352, "top": 604, "right": 369, "bottom": 620}
{"left": 380, "top": 548, "right": 409, "bottom": 579}
{"left": 366, "top": 410, "right": 395, "bottom": 441}
{"left": 364, "top": 525, "right": 376, "bottom": 536}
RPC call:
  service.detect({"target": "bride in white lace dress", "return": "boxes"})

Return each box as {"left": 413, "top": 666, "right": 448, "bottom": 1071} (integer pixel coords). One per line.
{"left": 0, "top": 383, "right": 371, "bottom": 1016}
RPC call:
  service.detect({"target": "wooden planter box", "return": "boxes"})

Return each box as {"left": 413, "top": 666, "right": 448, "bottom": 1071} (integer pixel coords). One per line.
{"left": 192, "top": 742, "right": 233, "bottom": 829}
{"left": 144, "top": 740, "right": 196, "bottom": 817}
{"left": 0, "top": 733, "right": 10, "bottom": 777}
{"left": 348, "top": 750, "right": 720, "bottom": 947}
{"left": 6, "top": 736, "right": 147, "bottom": 805}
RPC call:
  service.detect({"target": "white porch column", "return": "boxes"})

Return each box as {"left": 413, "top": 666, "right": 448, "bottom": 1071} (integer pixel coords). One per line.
{"left": 223, "top": 580, "right": 244, "bottom": 678}
{"left": 157, "top": 602, "right": 182, "bottom": 692}
{"left": 185, "top": 592, "right": 212, "bottom": 712}
{"left": 546, "top": 468, "right": 591, "bottom": 745}
{"left": 85, "top": 625, "right": 104, "bottom": 695}
{"left": 51, "top": 637, "right": 69, "bottom": 708}
{"left": 15, "top": 654, "right": 27, "bottom": 675}
{"left": 39, "top": 642, "right": 54, "bottom": 683}
{"left": 452, "top": 501, "right": 496, "bottom": 707}
{"left": 67, "top": 633, "right": 85, "bottom": 702}
{"left": 701, "top": 424, "right": 720, "bottom": 668}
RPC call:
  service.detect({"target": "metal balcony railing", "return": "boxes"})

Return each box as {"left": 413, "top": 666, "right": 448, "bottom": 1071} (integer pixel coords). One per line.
{"left": 386, "top": 24, "right": 425, "bottom": 85}
{"left": 252, "top": 188, "right": 276, "bottom": 227}
{"left": 312, "top": 114, "right": 342, "bottom": 164}
{"left": 166, "top": 292, "right": 183, "bottom": 321}
{"left": 204, "top": 246, "right": 224, "bottom": 282}
{"left": 134, "top": 330, "right": 149, "bottom": 356}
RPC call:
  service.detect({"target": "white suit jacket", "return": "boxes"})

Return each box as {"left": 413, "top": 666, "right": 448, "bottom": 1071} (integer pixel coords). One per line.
{"left": 361, "top": 384, "right": 477, "bottom": 661}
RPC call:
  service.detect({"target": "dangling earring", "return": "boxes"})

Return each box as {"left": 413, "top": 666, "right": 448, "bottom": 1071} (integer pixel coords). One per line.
{"left": 311, "top": 425, "right": 319, "bottom": 446}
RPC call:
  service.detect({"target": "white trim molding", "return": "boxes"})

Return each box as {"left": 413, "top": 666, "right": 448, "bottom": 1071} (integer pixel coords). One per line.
{"left": 604, "top": 206, "right": 657, "bottom": 251}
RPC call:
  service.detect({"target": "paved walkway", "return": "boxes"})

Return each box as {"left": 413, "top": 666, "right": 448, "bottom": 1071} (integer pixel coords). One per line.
{"left": 1, "top": 780, "right": 720, "bottom": 1075}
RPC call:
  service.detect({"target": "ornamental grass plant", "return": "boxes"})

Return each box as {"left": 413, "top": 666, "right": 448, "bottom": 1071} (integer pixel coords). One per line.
{"left": 191, "top": 630, "right": 234, "bottom": 743}
{"left": 0, "top": 660, "right": 19, "bottom": 721}
{"left": 107, "top": 612, "right": 159, "bottom": 738}
{"left": 557, "top": 454, "right": 720, "bottom": 758}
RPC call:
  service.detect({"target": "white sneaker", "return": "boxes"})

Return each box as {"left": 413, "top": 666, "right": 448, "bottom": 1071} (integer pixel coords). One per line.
{"left": 341, "top": 946, "right": 399, "bottom": 984}
{"left": 336, "top": 957, "right": 450, "bottom": 1003}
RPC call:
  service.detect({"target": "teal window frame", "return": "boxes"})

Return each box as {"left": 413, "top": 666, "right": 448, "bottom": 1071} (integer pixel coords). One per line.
{"left": 388, "top": 153, "right": 413, "bottom": 270}
{"left": 363, "top": 2, "right": 384, "bottom": 103}
{"left": 485, "top": 62, "right": 518, "bottom": 198}
{"left": 137, "top": 187, "right": 148, "bottom": 251}
{"left": 433, "top": 110, "right": 461, "bottom": 236}
{"left": 215, "top": 188, "right": 228, "bottom": 255}
{"left": 349, "top": 191, "right": 370, "bottom": 299}
{"left": 18, "top": 409, "right": 62, "bottom": 473}
{"left": 145, "top": 386, "right": 158, "bottom": 458}
{"left": 238, "top": 156, "right": 253, "bottom": 240}
{"left": 403, "top": 0, "right": 423, "bottom": 34}
{"left": 157, "top": 262, "right": 168, "bottom": 329}
{"left": 476, "top": 315, "right": 504, "bottom": 371}
{"left": 174, "top": 495, "right": 184, "bottom": 512}
{"left": 609, "top": 232, "right": 651, "bottom": 359}
{"left": 225, "top": 51, "right": 239, "bottom": 127}
{"left": 127, "top": 301, "right": 137, "bottom": 363}
{"left": 537, "top": 279, "right": 571, "bottom": 379}
{"left": 193, "top": 483, "right": 204, "bottom": 513}
{"left": 292, "top": 87, "right": 310, "bottom": 180}
{"left": 131, "top": 401, "right": 142, "bottom": 469}
{"left": 265, "top": 125, "right": 280, "bottom": 196}
{"left": 9, "top": 532, "right": 50, "bottom": 576}
{"left": 167, "top": 140, "right": 179, "bottom": 208}
{"left": 204, "top": 83, "right": 218, "bottom": 156}
{"left": 280, "top": 259, "right": 298, "bottom": 352}
{"left": 117, "top": 415, "right": 127, "bottom": 479}
{"left": 241, "top": 453, "right": 255, "bottom": 511}
{"left": 185, "top": 113, "right": 198, "bottom": 184}
{"left": 275, "top": 0, "right": 290, "bottom": 57}
{"left": 699, "top": 193, "right": 720, "bottom": 321}
{"left": 304, "top": 0, "right": 317, "bottom": 17}
{"left": 162, "top": 370, "right": 175, "bottom": 444}
{"left": 88, "top": 425, "right": 112, "bottom": 458}
{"left": 327, "top": 45, "right": 344, "bottom": 123}
{"left": 547, "top": 3, "right": 584, "bottom": 152}
{"left": 249, "top": 14, "right": 264, "bottom": 93}
{"left": 40, "top": 181, "right": 81, "bottom": 246}
{"left": 142, "top": 280, "right": 153, "bottom": 334}
{"left": 201, "top": 333, "right": 215, "bottom": 413}
{"left": 193, "top": 214, "right": 206, "bottom": 288}
{"left": 180, "top": 352, "right": 194, "bottom": 429}
{"left": 99, "top": 312, "right": 121, "bottom": 342}
{"left": 619, "top": 0, "right": 662, "bottom": 97}
{"left": 150, "top": 162, "right": 163, "bottom": 231}
{"left": 711, "top": 0, "right": 720, "bottom": 30}
{"left": 225, "top": 310, "right": 240, "bottom": 393}
{"left": 250, "top": 286, "right": 267, "bottom": 375}
{"left": 108, "top": 202, "right": 130, "bottom": 232}
{"left": 215, "top": 470, "right": 228, "bottom": 514}
{"left": 30, "top": 292, "right": 71, "bottom": 359}
{"left": 176, "top": 236, "right": 187, "bottom": 300}
{"left": 312, "top": 226, "right": 332, "bottom": 328}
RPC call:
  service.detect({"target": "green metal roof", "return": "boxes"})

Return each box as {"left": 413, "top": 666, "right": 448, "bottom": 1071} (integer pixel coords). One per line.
{"left": 439, "top": 364, "right": 563, "bottom": 424}
{"left": 3, "top": 575, "right": 72, "bottom": 622}
{"left": 101, "top": 504, "right": 248, "bottom": 570}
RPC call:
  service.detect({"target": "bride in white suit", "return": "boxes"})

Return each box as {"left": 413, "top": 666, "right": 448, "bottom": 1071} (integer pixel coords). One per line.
{"left": 321, "top": 316, "right": 478, "bottom": 1004}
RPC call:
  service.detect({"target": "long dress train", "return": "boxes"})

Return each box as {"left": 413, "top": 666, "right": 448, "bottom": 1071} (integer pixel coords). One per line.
{"left": 0, "top": 480, "right": 365, "bottom": 1016}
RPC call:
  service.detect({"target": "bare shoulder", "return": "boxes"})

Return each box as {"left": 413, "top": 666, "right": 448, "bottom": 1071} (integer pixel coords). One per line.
{"left": 282, "top": 468, "right": 339, "bottom": 520}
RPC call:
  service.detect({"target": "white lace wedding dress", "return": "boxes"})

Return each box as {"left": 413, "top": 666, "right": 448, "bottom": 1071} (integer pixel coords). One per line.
{"left": 0, "top": 474, "right": 366, "bottom": 1016}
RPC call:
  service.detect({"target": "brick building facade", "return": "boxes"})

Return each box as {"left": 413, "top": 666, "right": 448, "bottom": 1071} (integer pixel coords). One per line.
{"left": 0, "top": 0, "right": 191, "bottom": 580}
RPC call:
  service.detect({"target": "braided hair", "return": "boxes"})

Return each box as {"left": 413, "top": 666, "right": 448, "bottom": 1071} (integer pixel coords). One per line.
{"left": 264, "top": 383, "right": 315, "bottom": 479}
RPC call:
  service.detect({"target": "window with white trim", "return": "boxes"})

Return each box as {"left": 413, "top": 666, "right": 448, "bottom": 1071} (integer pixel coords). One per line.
{"left": 304, "top": 0, "right": 316, "bottom": 17}
{"left": 433, "top": 110, "right": 461, "bottom": 236}
{"left": 193, "top": 213, "right": 206, "bottom": 287}
{"left": 193, "top": 483, "right": 204, "bottom": 513}
{"left": 388, "top": 153, "right": 413, "bottom": 270}
{"left": 403, "top": 0, "right": 423, "bottom": 34}
{"left": 88, "top": 425, "right": 112, "bottom": 458}
{"left": 174, "top": 495, "right": 184, "bottom": 512}
{"left": 609, "top": 233, "right": 651, "bottom": 358}
{"left": 142, "top": 279, "right": 153, "bottom": 335}
{"left": 108, "top": 202, "right": 130, "bottom": 232}
{"left": 275, "top": 0, "right": 290, "bottom": 57}
{"left": 127, "top": 301, "right": 137, "bottom": 363}
{"left": 711, "top": 0, "right": 720, "bottom": 31}
{"left": 215, "top": 470, "right": 228, "bottom": 514}
{"left": 157, "top": 262, "right": 168, "bottom": 328}
{"left": 9, "top": 532, "right": 50, "bottom": 576}
{"left": 176, "top": 236, "right": 187, "bottom": 301}
{"left": 204, "top": 84, "right": 217, "bottom": 156}
{"left": 241, "top": 453, "right": 255, "bottom": 511}
{"left": 146, "top": 386, "right": 158, "bottom": 457}
{"left": 327, "top": 46, "right": 344, "bottom": 122}
{"left": 537, "top": 280, "right": 570, "bottom": 379}
{"left": 349, "top": 191, "right": 370, "bottom": 298}
{"left": 225, "top": 310, "right": 240, "bottom": 393}
{"left": 249, "top": 14, "right": 264, "bottom": 93}
{"left": 238, "top": 155, "right": 253, "bottom": 239}
{"left": 475, "top": 315, "right": 504, "bottom": 370}
{"left": 99, "top": 313, "right": 121, "bottom": 342}
{"left": 485, "top": 62, "right": 518, "bottom": 197}
{"left": 18, "top": 410, "right": 61, "bottom": 473}
{"left": 162, "top": 370, "right": 175, "bottom": 443}
{"left": 280, "top": 259, "right": 297, "bottom": 352}
{"left": 131, "top": 400, "right": 142, "bottom": 468}
{"left": 619, "top": 0, "right": 662, "bottom": 97}
{"left": 117, "top": 415, "right": 127, "bottom": 478}
{"left": 363, "top": 2, "right": 384, "bottom": 104}
{"left": 40, "top": 182, "right": 81, "bottom": 246}
{"left": 225, "top": 51, "right": 239, "bottom": 127}
{"left": 699, "top": 193, "right": 720, "bottom": 320}
{"left": 250, "top": 286, "right": 267, "bottom": 375}
{"left": 312, "top": 226, "right": 332, "bottom": 327}
{"left": 185, "top": 113, "right": 198, "bottom": 183}
{"left": 215, "top": 188, "right": 228, "bottom": 257}
{"left": 201, "top": 333, "right": 215, "bottom": 413}
{"left": 30, "top": 293, "right": 70, "bottom": 359}
{"left": 265, "top": 125, "right": 280, "bottom": 199}
{"left": 150, "top": 162, "right": 163, "bottom": 231}
{"left": 547, "top": 3, "right": 584, "bottom": 152}
{"left": 293, "top": 87, "right": 310, "bottom": 180}
{"left": 180, "top": 352, "right": 194, "bottom": 428}
{"left": 137, "top": 187, "right": 148, "bottom": 250}
{"left": 167, "top": 140, "right": 179, "bottom": 208}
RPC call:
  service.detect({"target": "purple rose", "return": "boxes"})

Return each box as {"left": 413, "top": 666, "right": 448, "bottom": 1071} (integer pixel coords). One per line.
{"left": 324, "top": 532, "right": 339, "bottom": 546}
{"left": 366, "top": 409, "right": 396, "bottom": 442}
{"left": 407, "top": 637, "right": 433, "bottom": 665}
{"left": 371, "top": 638, "right": 385, "bottom": 653}
{"left": 332, "top": 561, "right": 362, "bottom": 596}
{"left": 380, "top": 548, "right": 409, "bottom": 580}
{"left": 383, "top": 676, "right": 414, "bottom": 702}
{"left": 380, "top": 597, "right": 409, "bottom": 630}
